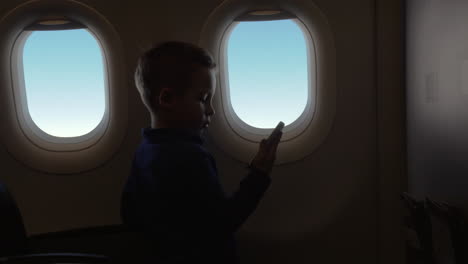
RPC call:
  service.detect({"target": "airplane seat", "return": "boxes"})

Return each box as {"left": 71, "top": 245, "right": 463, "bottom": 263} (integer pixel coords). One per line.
{"left": 0, "top": 180, "right": 109, "bottom": 263}
{"left": 401, "top": 192, "right": 467, "bottom": 264}
{"left": 0, "top": 181, "right": 28, "bottom": 257}
{"left": 27, "top": 224, "right": 157, "bottom": 264}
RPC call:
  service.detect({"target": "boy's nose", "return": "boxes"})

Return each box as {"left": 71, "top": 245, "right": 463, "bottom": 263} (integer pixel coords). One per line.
{"left": 207, "top": 105, "right": 215, "bottom": 116}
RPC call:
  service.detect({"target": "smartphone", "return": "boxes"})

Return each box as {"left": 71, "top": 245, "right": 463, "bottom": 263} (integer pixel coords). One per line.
{"left": 267, "top": 121, "right": 285, "bottom": 142}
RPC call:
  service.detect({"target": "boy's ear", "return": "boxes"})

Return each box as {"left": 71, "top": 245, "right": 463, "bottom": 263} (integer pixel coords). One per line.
{"left": 158, "top": 87, "right": 174, "bottom": 106}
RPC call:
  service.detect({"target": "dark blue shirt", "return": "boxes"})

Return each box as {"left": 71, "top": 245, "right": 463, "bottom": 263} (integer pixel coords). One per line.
{"left": 121, "top": 127, "right": 271, "bottom": 263}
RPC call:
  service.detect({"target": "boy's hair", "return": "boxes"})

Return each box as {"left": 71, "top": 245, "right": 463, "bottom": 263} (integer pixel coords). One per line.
{"left": 134, "top": 41, "right": 217, "bottom": 112}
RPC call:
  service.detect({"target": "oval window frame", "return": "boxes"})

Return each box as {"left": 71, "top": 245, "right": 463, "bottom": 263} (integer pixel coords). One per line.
{"left": 199, "top": 0, "right": 336, "bottom": 165}
{"left": 13, "top": 28, "right": 109, "bottom": 149}
{"left": 0, "top": 0, "right": 127, "bottom": 173}
{"left": 221, "top": 18, "right": 314, "bottom": 142}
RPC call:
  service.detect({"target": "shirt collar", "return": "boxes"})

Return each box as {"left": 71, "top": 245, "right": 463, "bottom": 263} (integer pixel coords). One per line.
{"left": 142, "top": 127, "right": 205, "bottom": 145}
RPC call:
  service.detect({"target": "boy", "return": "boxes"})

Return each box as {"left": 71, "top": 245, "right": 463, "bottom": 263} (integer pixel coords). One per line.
{"left": 121, "top": 41, "right": 283, "bottom": 263}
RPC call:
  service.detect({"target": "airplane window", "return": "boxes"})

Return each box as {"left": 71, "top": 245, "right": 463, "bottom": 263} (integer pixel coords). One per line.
{"left": 22, "top": 29, "right": 106, "bottom": 137}
{"left": 227, "top": 19, "right": 308, "bottom": 128}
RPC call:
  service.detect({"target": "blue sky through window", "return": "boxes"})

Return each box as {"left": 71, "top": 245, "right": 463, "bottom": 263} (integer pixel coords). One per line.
{"left": 227, "top": 19, "right": 308, "bottom": 128}
{"left": 22, "top": 29, "right": 105, "bottom": 138}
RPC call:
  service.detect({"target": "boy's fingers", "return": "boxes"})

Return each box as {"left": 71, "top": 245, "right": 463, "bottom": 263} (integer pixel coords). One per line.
{"left": 260, "top": 139, "right": 270, "bottom": 154}
{"left": 273, "top": 129, "right": 283, "bottom": 143}
{"left": 272, "top": 131, "right": 282, "bottom": 146}
{"left": 263, "top": 135, "right": 277, "bottom": 152}
{"left": 267, "top": 132, "right": 282, "bottom": 157}
{"left": 262, "top": 122, "right": 284, "bottom": 156}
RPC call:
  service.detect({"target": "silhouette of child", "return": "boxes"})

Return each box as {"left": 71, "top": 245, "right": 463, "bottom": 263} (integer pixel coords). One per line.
{"left": 121, "top": 41, "right": 283, "bottom": 264}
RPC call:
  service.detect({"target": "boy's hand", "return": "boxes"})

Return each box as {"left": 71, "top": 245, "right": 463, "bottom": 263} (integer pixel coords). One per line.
{"left": 249, "top": 121, "right": 284, "bottom": 175}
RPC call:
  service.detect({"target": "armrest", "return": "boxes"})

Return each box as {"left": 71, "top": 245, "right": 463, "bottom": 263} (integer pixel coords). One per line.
{"left": 0, "top": 252, "right": 109, "bottom": 264}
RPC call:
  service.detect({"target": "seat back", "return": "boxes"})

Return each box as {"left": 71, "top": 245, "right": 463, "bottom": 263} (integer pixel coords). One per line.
{"left": 0, "top": 181, "right": 28, "bottom": 257}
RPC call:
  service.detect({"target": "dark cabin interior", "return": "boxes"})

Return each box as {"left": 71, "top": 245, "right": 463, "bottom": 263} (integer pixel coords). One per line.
{"left": 0, "top": 0, "right": 467, "bottom": 263}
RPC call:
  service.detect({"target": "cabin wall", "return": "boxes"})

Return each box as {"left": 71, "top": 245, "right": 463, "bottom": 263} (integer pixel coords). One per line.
{"left": 407, "top": 1, "right": 468, "bottom": 208}
{"left": 0, "top": 0, "right": 405, "bottom": 263}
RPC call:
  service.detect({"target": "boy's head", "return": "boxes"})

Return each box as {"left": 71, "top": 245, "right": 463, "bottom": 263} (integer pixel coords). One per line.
{"left": 135, "top": 41, "right": 217, "bottom": 132}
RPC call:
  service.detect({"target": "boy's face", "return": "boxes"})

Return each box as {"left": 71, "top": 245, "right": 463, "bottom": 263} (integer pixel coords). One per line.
{"left": 164, "top": 66, "right": 216, "bottom": 134}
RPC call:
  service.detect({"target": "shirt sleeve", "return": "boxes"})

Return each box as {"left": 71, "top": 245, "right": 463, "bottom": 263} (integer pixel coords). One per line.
{"left": 176, "top": 147, "right": 271, "bottom": 244}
